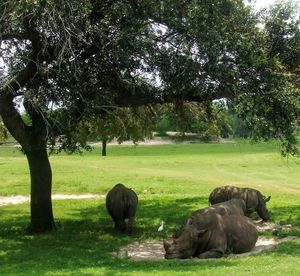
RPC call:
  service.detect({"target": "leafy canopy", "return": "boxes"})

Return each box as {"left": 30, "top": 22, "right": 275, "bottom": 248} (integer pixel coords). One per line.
{"left": 0, "top": 0, "right": 299, "bottom": 154}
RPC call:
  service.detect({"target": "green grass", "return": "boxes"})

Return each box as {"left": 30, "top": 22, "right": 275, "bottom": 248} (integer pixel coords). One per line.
{"left": 0, "top": 141, "right": 300, "bottom": 275}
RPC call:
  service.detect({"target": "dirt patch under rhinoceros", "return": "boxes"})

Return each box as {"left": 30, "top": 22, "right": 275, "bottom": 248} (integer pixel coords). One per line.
{"left": 116, "top": 221, "right": 297, "bottom": 261}
{"left": 116, "top": 236, "right": 298, "bottom": 261}
{"left": 253, "top": 220, "right": 292, "bottom": 232}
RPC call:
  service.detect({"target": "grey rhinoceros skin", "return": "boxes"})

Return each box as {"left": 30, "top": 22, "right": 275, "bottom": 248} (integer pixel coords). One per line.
{"left": 173, "top": 198, "right": 247, "bottom": 239}
{"left": 164, "top": 210, "right": 258, "bottom": 259}
{"left": 203, "top": 198, "right": 247, "bottom": 216}
{"left": 209, "top": 185, "right": 271, "bottom": 221}
{"left": 106, "top": 183, "right": 138, "bottom": 233}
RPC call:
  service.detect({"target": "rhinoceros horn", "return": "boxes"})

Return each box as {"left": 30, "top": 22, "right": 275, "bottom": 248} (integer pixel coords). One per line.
{"left": 264, "top": 196, "right": 271, "bottom": 202}
{"left": 163, "top": 240, "right": 172, "bottom": 250}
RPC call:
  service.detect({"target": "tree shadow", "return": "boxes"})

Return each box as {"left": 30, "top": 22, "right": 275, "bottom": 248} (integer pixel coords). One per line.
{"left": 1, "top": 198, "right": 300, "bottom": 274}
{"left": 0, "top": 196, "right": 222, "bottom": 274}
{"left": 75, "top": 195, "right": 208, "bottom": 239}
{"left": 266, "top": 204, "right": 300, "bottom": 237}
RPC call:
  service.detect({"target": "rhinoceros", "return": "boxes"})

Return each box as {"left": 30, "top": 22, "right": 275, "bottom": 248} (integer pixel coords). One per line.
{"left": 164, "top": 211, "right": 258, "bottom": 259}
{"left": 106, "top": 183, "right": 138, "bottom": 233}
{"left": 209, "top": 185, "right": 271, "bottom": 221}
{"left": 173, "top": 198, "right": 247, "bottom": 238}
{"left": 205, "top": 198, "right": 246, "bottom": 216}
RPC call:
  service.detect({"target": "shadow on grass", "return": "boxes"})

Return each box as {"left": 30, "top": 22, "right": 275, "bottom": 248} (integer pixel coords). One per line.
{"left": 268, "top": 204, "right": 300, "bottom": 237}
{"left": 73, "top": 196, "right": 209, "bottom": 239}
{"left": 1, "top": 198, "right": 300, "bottom": 274}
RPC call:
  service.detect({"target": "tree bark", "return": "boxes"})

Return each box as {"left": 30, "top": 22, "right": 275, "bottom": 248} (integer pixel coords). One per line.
{"left": 102, "top": 139, "right": 107, "bottom": 156}
{"left": 26, "top": 147, "right": 55, "bottom": 233}
{"left": 0, "top": 91, "right": 56, "bottom": 233}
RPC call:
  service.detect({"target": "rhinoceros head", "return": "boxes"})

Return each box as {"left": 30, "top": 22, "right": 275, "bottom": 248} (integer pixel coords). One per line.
{"left": 163, "top": 237, "right": 195, "bottom": 259}
{"left": 257, "top": 194, "right": 271, "bottom": 221}
{"left": 164, "top": 214, "right": 213, "bottom": 259}
{"left": 164, "top": 227, "right": 209, "bottom": 259}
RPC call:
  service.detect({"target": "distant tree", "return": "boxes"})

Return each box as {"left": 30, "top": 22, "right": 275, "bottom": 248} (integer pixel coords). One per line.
{"left": 227, "top": 114, "right": 250, "bottom": 138}
{"left": 155, "top": 104, "right": 178, "bottom": 134}
{"left": 74, "top": 106, "right": 156, "bottom": 156}
{"left": 155, "top": 102, "right": 232, "bottom": 139}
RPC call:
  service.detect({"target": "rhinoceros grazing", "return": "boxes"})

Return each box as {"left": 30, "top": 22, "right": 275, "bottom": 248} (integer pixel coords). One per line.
{"left": 106, "top": 183, "right": 138, "bottom": 234}
{"left": 164, "top": 212, "right": 258, "bottom": 259}
{"left": 209, "top": 185, "right": 271, "bottom": 221}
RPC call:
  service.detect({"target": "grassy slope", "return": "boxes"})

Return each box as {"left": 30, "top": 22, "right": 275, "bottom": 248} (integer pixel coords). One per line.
{"left": 0, "top": 141, "right": 300, "bottom": 275}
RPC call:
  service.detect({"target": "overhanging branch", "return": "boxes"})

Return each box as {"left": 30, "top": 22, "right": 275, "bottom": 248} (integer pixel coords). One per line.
{"left": 0, "top": 32, "right": 28, "bottom": 41}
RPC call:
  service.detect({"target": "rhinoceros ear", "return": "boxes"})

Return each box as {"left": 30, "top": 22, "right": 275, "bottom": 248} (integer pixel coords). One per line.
{"left": 264, "top": 196, "right": 271, "bottom": 202}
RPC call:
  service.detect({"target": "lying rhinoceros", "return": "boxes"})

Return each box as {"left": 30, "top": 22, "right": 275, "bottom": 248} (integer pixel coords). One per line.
{"left": 164, "top": 211, "right": 258, "bottom": 259}
{"left": 106, "top": 183, "right": 138, "bottom": 233}
{"left": 209, "top": 185, "right": 271, "bottom": 221}
{"left": 173, "top": 198, "right": 247, "bottom": 238}
{"left": 205, "top": 198, "right": 246, "bottom": 216}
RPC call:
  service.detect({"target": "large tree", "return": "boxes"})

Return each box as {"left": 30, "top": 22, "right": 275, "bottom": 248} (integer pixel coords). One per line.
{"left": 0, "top": 0, "right": 299, "bottom": 233}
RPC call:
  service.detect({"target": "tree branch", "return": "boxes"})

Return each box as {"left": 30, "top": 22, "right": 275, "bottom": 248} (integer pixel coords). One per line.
{"left": 0, "top": 32, "right": 28, "bottom": 41}
{"left": 0, "top": 16, "right": 43, "bottom": 149}
{"left": 0, "top": 15, "right": 42, "bottom": 97}
{"left": 111, "top": 72, "right": 233, "bottom": 107}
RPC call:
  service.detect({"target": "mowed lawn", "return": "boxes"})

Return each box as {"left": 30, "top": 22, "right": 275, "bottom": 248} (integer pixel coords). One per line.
{"left": 0, "top": 141, "right": 300, "bottom": 275}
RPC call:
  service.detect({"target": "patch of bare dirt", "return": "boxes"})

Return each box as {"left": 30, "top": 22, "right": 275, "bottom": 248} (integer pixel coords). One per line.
{"left": 0, "top": 195, "right": 29, "bottom": 206}
{"left": 90, "top": 137, "right": 174, "bottom": 147}
{"left": 254, "top": 220, "right": 292, "bottom": 232}
{"left": 116, "top": 241, "right": 165, "bottom": 260}
{"left": 89, "top": 134, "right": 235, "bottom": 147}
{"left": 239, "top": 236, "right": 298, "bottom": 256}
{"left": 116, "top": 221, "right": 297, "bottom": 261}
{"left": 0, "top": 194, "right": 105, "bottom": 206}
{"left": 116, "top": 236, "right": 298, "bottom": 261}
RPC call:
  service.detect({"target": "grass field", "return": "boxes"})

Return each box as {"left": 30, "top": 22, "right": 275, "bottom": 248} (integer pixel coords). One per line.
{"left": 0, "top": 141, "right": 300, "bottom": 275}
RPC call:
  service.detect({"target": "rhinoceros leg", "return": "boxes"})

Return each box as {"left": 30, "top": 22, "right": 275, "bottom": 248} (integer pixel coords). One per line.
{"left": 197, "top": 248, "right": 224, "bottom": 259}
{"left": 115, "top": 219, "right": 126, "bottom": 233}
{"left": 127, "top": 217, "right": 135, "bottom": 234}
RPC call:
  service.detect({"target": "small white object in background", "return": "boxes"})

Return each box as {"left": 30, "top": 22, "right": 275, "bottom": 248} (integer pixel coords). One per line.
{"left": 158, "top": 221, "right": 164, "bottom": 232}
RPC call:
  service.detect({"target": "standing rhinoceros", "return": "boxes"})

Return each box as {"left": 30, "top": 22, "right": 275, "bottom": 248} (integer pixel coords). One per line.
{"left": 164, "top": 211, "right": 258, "bottom": 259}
{"left": 209, "top": 185, "right": 271, "bottom": 221}
{"left": 106, "top": 183, "right": 138, "bottom": 233}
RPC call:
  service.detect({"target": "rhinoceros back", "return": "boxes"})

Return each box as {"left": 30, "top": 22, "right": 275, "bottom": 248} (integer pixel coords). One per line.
{"left": 106, "top": 183, "right": 138, "bottom": 219}
{"left": 209, "top": 186, "right": 244, "bottom": 204}
{"left": 209, "top": 198, "right": 246, "bottom": 216}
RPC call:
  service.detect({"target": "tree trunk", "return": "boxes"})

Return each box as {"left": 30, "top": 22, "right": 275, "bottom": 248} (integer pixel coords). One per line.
{"left": 102, "top": 139, "right": 107, "bottom": 156}
{"left": 26, "top": 147, "right": 56, "bottom": 233}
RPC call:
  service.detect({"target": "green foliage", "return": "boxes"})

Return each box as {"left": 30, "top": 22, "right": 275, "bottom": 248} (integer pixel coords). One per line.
{"left": 264, "top": 0, "right": 300, "bottom": 74}
{"left": 228, "top": 114, "right": 251, "bottom": 138}
{"left": 47, "top": 106, "right": 157, "bottom": 154}
{"left": 87, "top": 107, "right": 157, "bottom": 144}
{"left": 155, "top": 102, "right": 232, "bottom": 139}
{"left": 1, "top": 0, "right": 299, "bottom": 155}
